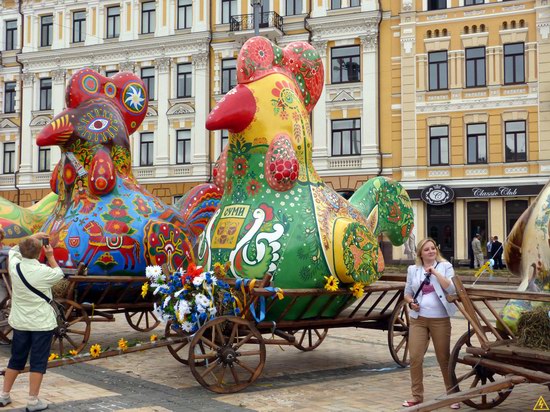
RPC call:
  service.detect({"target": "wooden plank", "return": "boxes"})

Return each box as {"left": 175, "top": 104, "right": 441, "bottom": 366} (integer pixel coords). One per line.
{"left": 462, "top": 355, "right": 550, "bottom": 383}
{"left": 348, "top": 292, "right": 371, "bottom": 318}
{"left": 488, "top": 344, "right": 550, "bottom": 363}
{"left": 463, "top": 287, "right": 550, "bottom": 303}
{"left": 484, "top": 299, "right": 515, "bottom": 338}
{"left": 452, "top": 277, "right": 488, "bottom": 346}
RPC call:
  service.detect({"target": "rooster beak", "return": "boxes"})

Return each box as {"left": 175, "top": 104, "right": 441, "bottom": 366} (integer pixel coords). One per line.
{"left": 206, "top": 85, "right": 256, "bottom": 133}
{"left": 36, "top": 113, "right": 74, "bottom": 147}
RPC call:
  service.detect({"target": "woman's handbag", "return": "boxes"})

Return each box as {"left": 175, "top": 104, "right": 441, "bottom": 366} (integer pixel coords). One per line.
{"left": 15, "top": 263, "right": 67, "bottom": 333}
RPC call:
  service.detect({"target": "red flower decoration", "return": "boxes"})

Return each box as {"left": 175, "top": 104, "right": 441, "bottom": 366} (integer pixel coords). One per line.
{"left": 109, "top": 208, "right": 128, "bottom": 219}
{"left": 233, "top": 157, "right": 248, "bottom": 177}
{"left": 247, "top": 37, "right": 275, "bottom": 66}
{"left": 105, "top": 220, "right": 130, "bottom": 235}
{"left": 112, "top": 199, "right": 124, "bottom": 207}
{"left": 246, "top": 179, "right": 262, "bottom": 196}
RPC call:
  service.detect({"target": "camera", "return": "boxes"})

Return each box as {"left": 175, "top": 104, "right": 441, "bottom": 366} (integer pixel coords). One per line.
{"left": 42, "top": 238, "right": 49, "bottom": 246}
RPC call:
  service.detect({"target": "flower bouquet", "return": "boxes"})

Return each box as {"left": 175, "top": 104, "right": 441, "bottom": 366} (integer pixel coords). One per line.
{"left": 145, "top": 263, "right": 239, "bottom": 334}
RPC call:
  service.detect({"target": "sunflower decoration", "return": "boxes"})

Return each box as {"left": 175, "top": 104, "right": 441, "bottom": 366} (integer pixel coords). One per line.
{"left": 150, "top": 334, "right": 158, "bottom": 343}
{"left": 118, "top": 338, "right": 128, "bottom": 352}
{"left": 350, "top": 282, "right": 364, "bottom": 298}
{"left": 48, "top": 353, "right": 59, "bottom": 361}
{"left": 90, "top": 343, "right": 102, "bottom": 358}
{"left": 324, "top": 275, "right": 339, "bottom": 292}
{"left": 69, "top": 349, "right": 78, "bottom": 357}
{"left": 141, "top": 282, "right": 149, "bottom": 298}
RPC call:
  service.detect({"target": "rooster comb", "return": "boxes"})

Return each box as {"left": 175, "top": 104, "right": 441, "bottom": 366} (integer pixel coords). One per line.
{"left": 237, "top": 37, "right": 324, "bottom": 112}
{"left": 65, "top": 68, "right": 148, "bottom": 135}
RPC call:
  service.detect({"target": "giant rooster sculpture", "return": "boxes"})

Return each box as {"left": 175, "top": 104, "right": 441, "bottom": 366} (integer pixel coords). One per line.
{"left": 3, "top": 68, "right": 222, "bottom": 275}
{"left": 198, "top": 37, "right": 414, "bottom": 319}
{"left": 501, "top": 180, "right": 550, "bottom": 331}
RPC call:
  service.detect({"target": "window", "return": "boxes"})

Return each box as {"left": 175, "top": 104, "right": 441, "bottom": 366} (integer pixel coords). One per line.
{"left": 141, "top": 1, "right": 156, "bottom": 34}
{"left": 141, "top": 67, "right": 155, "bottom": 101}
{"left": 331, "top": 0, "right": 341, "bottom": 9}
{"left": 105, "top": 70, "right": 118, "bottom": 77}
{"left": 177, "top": 64, "right": 192, "bottom": 98}
{"left": 41, "top": 15, "right": 53, "bottom": 47}
{"left": 221, "top": 59, "right": 237, "bottom": 94}
{"left": 38, "top": 148, "right": 50, "bottom": 172}
{"left": 176, "top": 130, "right": 191, "bottom": 164}
{"left": 3, "top": 142, "right": 15, "bottom": 174}
{"left": 427, "top": 0, "right": 446, "bottom": 10}
{"left": 221, "top": 0, "right": 236, "bottom": 24}
{"left": 5, "top": 20, "right": 17, "bottom": 50}
{"left": 4, "top": 82, "right": 16, "bottom": 113}
{"left": 428, "top": 51, "right": 448, "bottom": 91}
{"left": 140, "top": 132, "right": 154, "bottom": 166}
{"left": 506, "top": 200, "right": 528, "bottom": 235}
{"left": 178, "top": 0, "right": 192, "bottom": 29}
{"left": 429, "top": 125, "right": 449, "bottom": 166}
{"left": 350, "top": 0, "right": 360, "bottom": 6}
{"left": 72, "top": 10, "right": 86, "bottom": 43}
{"left": 467, "top": 123, "right": 487, "bottom": 164}
{"left": 221, "top": 130, "right": 229, "bottom": 151}
{"left": 106, "top": 6, "right": 120, "bottom": 38}
{"left": 465, "top": 47, "right": 485, "bottom": 88}
{"left": 331, "top": 119, "right": 361, "bottom": 156}
{"left": 40, "top": 78, "right": 52, "bottom": 111}
{"left": 331, "top": 46, "right": 360, "bottom": 84}
{"left": 465, "top": 0, "right": 483, "bottom": 5}
{"left": 504, "top": 43, "right": 524, "bottom": 84}
{"left": 286, "top": 0, "right": 303, "bottom": 15}
{"left": 505, "top": 121, "right": 526, "bottom": 162}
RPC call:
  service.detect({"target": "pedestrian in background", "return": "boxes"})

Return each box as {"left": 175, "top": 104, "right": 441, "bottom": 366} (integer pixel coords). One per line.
{"left": 402, "top": 238, "right": 460, "bottom": 409}
{"left": 1, "top": 232, "right": 63, "bottom": 411}
{"left": 471, "top": 234, "right": 484, "bottom": 268}
{"left": 486, "top": 236, "right": 493, "bottom": 259}
{"left": 491, "top": 236, "right": 504, "bottom": 270}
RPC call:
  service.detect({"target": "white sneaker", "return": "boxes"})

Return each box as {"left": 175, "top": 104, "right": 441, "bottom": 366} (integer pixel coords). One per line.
{"left": 0, "top": 394, "right": 11, "bottom": 407}
{"left": 26, "top": 398, "right": 48, "bottom": 412}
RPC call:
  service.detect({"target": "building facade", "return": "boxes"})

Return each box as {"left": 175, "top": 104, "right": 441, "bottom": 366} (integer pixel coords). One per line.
{"left": 384, "top": 0, "right": 550, "bottom": 263}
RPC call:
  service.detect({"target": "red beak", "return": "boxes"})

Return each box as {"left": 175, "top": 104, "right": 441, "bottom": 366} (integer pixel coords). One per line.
{"left": 36, "top": 112, "right": 73, "bottom": 147}
{"left": 206, "top": 85, "right": 256, "bottom": 133}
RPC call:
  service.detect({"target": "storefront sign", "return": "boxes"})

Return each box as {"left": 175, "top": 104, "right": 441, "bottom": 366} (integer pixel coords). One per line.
{"left": 421, "top": 184, "right": 455, "bottom": 205}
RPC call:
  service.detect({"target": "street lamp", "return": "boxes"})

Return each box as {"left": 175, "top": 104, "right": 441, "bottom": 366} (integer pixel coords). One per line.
{"left": 251, "top": 0, "right": 261, "bottom": 36}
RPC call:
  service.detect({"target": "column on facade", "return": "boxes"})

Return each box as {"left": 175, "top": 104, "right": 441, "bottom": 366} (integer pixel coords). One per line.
{"left": 310, "top": 0, "right": 327, "bottom": 18}
{"left": 154, "top": 57, "right": 171, "bottom": 175}
{"left": 400, "top": 18, "right": 417, "bottom": 173}
{"left": 192, "top": 0, "right": 209, "bottom": 32}
{"left": 360, "top": 30, "right": 380, "bottom": 166}
{"left": 52, "top": 9, "right": 64, "bottom": 50}
{"left": 449, "top": 50, "right": 460, "bottom": 89}
{"left": 18, "top": 71, "right": 35, "bottom": 181}
{"left": 120, "top": 0, "right": 134, "bottom": 41}
{"left": 86, "top": 2, "right": 100, "bottom": 46}
{"left": 537, "top": 14, "right": 550, "bottom": 163}
{"left": 50, "top": 69, "right": 66, "bottom": 169}
{"left": 311, "top": 40, "right": 328, "bottom": 166}
{"left": 191, "top": 50, "right": 210, "bottom": 177}
{"left": 455, "top": 200, "right": 465, "bottom": 260}
{"left": 156, "top": 0, "right": 169, "bottom": 36}
{"left": 29, "top": 15, "right": 39, "bottom": 53}
{"left": 490, "top": 198, "right": 504, "bottom": 243}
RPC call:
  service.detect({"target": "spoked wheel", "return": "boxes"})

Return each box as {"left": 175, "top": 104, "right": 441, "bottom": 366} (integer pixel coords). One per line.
{"left": 0, "top": 299, "right": 12, "bottom": 344}
{"left": 188, "top": 316, "right": 266, "bottom": 393}
{"left": 449, "top": 326, "right": 512, "bottom": 409}
{"left": 51, "top": 299, "right": 91, "bottom": 356}
{"left": 388, "top": 299, "right": 410, "bottom": 367}
{"left": 290, "top": 328, "right": 328, "bottom": 351}
{"left": 125, "top": 310, "right": 160, "bottom": 332}
{"left": 165, "top": 320, "right": 210, "bottom": 366}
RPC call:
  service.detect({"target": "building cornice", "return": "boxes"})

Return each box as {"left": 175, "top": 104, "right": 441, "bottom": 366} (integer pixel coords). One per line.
{"left": 307, "top": 12, "right": 379, "bottom": 41}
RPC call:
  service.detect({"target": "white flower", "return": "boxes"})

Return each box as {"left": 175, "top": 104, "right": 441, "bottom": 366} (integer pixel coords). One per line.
{"left": 195, "top": 304, "right": 206, "bottom": 314}
{"left": 208, "top": 307, "right": 217, "bottom": 316}
{"left": 153, "top": 284, "right": 169, "bottom": 295}
{"left": 181, "top": 321, "right": 193, "bottom": 332}
{"left": 192, "top": 273, "right": 206, "bottom": 287}
{"left": 176, "top": 300, "right": 191, "bottom": 320}
{"left": 195, "top": 293, "right": 210, "bottom": 307}
{"left": 162, "top": 296, "right": 171, "bottom": 309}
{"left": 146, "top": 265, "right": 164, "bottom": 281}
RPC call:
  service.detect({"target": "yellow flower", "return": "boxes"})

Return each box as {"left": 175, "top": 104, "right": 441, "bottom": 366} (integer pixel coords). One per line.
{"left": 69, "top": 350, "right": 78, "bottom": 357}
{"left": 141, "top": 282, "right": 149, "bottom": 298}
{"left": 48, "top": 353, "right": 59, "bottom": 361}
{"left": 118, "top": 338, "right": 128, "bottom": 351}
{"left": 150, "top": 334, "right": 158, "bottom": 343}
{"left": 90, "top": 343, "right": 101, "bottom": 358}
{"left": 350, "top": 283, "right": 364, "bottom": 298}
{"left": 275, "top": 288, "right": 284, "bottom": 300}
{"left": 213, "top": 262, "right": 225, "bottom": 276}
{"left": 324, "top": 275, "right": 339, "bottom": 292}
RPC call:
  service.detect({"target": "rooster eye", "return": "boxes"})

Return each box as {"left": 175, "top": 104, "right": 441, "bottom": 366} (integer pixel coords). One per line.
{"left": 87, "top": 118, "right": 110, "bottom": 132}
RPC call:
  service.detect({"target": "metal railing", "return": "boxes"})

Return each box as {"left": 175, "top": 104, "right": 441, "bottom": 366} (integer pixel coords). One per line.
{"left": 229, "top": 11, "right": 284, "bottom": 33}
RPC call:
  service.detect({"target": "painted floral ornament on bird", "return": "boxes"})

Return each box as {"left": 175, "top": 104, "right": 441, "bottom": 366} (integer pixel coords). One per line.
{"left": 199, "top": 36, "right": 414, "bottom": 320}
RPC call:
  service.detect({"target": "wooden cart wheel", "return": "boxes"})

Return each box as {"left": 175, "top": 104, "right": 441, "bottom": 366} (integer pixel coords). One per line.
{"left": 388, "top": 299, "right": 410, "bottom": 367}
{"left": 291, "top": 328, "right": 328, "bottom": 351}
{"left": 51, "top": 299, "right": 91, "bottom": 356}
{"left": 188, "top": 316, "right": 266, "bottom": 393}
{"left": 125, "top": 310, "right": 161, "bottom": 332}
{"left": 0, "top": 298, "right": 12, "bottom": 344}
{"left": 449, "top": 326, "right": 512, "bottom": 409}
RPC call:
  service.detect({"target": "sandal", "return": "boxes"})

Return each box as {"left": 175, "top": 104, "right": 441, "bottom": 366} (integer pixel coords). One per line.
{"left": 402, "top": 400, "right": 421, "bottom": 407}
{"left": 450, "top": 403, "right": 461, "bottom": 409}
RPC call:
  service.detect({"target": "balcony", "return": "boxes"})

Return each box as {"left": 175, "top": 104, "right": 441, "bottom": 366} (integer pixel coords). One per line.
{"left": 229, "top": 11, "right": 284, "bottom": 40}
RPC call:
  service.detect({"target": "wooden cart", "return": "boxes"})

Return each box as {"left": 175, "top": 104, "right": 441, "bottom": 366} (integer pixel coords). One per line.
{"left": 163, "top": 274, "right": 410, "bottom": 393}
{"left": 408, "top": 276, "right": 550, "bottom": 411}
{"left": 0, "top": 265, "right": 160, "bottom": 355}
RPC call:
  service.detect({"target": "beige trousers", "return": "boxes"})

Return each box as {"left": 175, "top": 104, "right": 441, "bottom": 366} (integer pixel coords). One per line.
{"left": 409, "top": 316, "right": 452, "bottom": 402}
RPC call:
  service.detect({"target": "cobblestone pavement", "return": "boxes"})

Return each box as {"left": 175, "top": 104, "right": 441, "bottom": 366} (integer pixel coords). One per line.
{"left": 0, "top": 297, "right": 546, "bottom": 411}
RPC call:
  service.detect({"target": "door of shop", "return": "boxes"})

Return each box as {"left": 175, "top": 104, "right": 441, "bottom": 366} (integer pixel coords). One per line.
{"left": 467, "top": 201, "right": 489, "bottom": 258}
{"left": 427, "top": 203, "right": 455, "bottom": 262}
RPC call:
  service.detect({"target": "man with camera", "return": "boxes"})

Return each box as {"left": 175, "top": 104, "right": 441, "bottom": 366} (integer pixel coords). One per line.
{"left": 1, "top": 232, "right": 63, "bottom": 411}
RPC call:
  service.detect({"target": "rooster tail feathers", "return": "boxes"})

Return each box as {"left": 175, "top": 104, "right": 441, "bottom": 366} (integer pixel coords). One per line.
{"left": 349, "top": 177, "right": 414, "bottom": 246}
{"left": 174, "top": 183, "right": 223, "bottom": 246}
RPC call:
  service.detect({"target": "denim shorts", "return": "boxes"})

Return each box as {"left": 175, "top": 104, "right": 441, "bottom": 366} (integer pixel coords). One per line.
{"left": 8, "top": 329, "right": 54, "bottom": 374}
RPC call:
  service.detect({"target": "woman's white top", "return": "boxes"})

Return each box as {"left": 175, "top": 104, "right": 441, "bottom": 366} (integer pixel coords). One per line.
{"left": 404, "top": 261, "right": 457, "bottom": 319}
